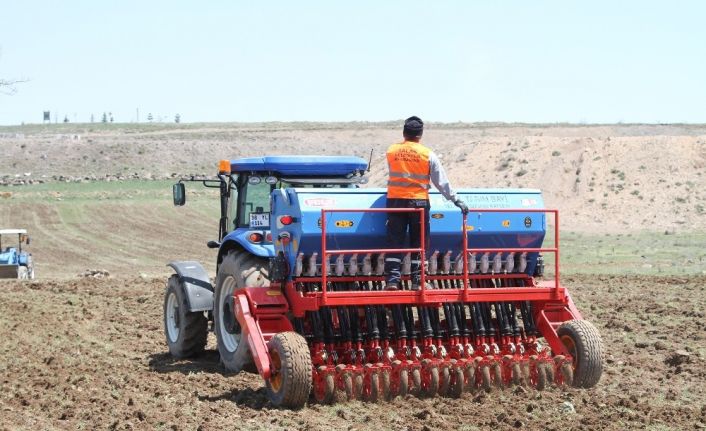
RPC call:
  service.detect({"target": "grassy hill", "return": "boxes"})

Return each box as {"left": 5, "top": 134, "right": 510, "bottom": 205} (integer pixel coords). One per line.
{"left": 1, "top": 179, "right": 704, "bottom": 278}
{"left": 1, "top": 122, "right": 705, "bottom": 278}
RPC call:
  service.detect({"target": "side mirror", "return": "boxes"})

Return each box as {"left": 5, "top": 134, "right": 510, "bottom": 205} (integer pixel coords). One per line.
{"left": 173, "top": 183, "right": 186, "bottom": 206}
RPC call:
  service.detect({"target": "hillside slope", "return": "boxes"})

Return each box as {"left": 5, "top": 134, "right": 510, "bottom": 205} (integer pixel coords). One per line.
{"left": 2, "top": 122, "right": 705, "bottom": 233}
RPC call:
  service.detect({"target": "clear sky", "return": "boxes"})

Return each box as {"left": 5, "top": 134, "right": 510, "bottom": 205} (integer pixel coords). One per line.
{"left": 0, "top": 1, "right": 704, "bottom": 125}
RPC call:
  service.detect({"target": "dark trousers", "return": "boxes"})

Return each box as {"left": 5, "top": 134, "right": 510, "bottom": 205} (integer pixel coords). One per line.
{"left": 384, "top": 198, "right": 430, "bottom": 285}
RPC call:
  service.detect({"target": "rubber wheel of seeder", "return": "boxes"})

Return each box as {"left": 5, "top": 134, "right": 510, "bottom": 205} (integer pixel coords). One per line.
{"left": 364, "top": 370, "right": 380, "bottom": 402}
{"left": 534, "top": 364, "right": 547, "bottom": 391}
{"left": 492, "top": 362, "right": 504, "bottom": 390}
{"left": 557, "top": 320, "right": 604, "bottom": 388}
{"left": 265, "top": 332, "right": 312, "bottom": 409}
{"left": 464, "top": 360, "right": 477, "bottom": 393}
{"left": 511, "top": 362, "right": 523, "bottom": 386}
{"left": 314, "top": 366, "right": 335, "bottom": 404}
{"left": 381, "top": 369, "right": 392, "bottom": 401}
{"left": 354, "top": 373, "right": 365, "bottom": 400}
{"left": 343, "top": 373, "right": 355, "bottom": 401}
{"left": 420, "top": 360, "right": 439, "bottom": 397}
{"left": 545, "top": 362, "right": 556, "bottom": 386}
{"left": 480, "top": 364, "right": 492, "bottom": 392}
{"left": 439, "top": 364, "right": 451, "bottom": 396}
{"left": 449, "top": 366, "right": 464, "bottom": 398}
{"left": 411, "top": 368, "right": 422, "bottom": 396}
{"left": 398, "top": 368, "right": 409, "bottom": 398}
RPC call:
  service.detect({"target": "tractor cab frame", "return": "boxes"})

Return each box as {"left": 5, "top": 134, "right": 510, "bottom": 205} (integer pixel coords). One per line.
{"left": 168, "top": 156, "right": 369, "bottom": 312}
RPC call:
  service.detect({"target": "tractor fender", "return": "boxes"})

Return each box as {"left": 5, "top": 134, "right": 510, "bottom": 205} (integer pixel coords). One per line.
{"left": 18, "top": 252, "right": 30, "bottom": 266}
{"left": 220, "top": 231, "right": 275, "bottom": 260}
{"left": 167, "top": 261, "right": 214, "bottom": 312}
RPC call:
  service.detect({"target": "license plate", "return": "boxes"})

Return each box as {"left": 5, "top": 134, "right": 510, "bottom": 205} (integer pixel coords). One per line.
{"left": 250, "top": 213, "right": 270, "bottom": 227}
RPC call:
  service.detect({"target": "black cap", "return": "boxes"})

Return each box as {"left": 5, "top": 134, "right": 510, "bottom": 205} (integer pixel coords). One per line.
{"left": 403, "top": 116, "right": 424, "bottom": 137}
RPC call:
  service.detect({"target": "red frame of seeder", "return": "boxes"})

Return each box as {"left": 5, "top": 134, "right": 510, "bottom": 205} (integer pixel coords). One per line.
{"left": 234, "top": 207, "right": 582, "bottom": 379}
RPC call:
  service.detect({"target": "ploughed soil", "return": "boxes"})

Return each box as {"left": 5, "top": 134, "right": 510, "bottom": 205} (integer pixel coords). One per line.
{"left": 1, "top": 275, "right": 705, "bottom": 431}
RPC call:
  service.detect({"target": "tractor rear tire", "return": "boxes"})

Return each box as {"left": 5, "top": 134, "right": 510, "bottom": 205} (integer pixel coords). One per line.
{"left": 214, "top": 251, "right": 270, "bottom": 373}
{"left": 557, "top": 320, "right": 604, "bottom": 388}
{"left": 163, "top": 275, "right": 208, "bottom": 358}
{"left": 265, "top": 332, "right": 312, "bottom": 409}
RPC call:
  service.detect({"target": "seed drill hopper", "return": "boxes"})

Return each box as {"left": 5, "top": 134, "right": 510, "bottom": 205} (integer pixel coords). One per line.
{"left": 164, "top": 156, "right": 603, "bottom": 408}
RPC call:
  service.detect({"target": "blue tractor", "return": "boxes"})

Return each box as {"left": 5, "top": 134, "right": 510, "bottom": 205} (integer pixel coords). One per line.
{"left": 0, "top": 229, "right": 35, "bottom": 280}
{"left": 165, "top": 156, "right": 370, "bottom": 370}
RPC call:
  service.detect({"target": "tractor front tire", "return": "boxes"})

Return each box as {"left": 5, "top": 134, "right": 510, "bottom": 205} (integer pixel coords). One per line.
{"left": 557, "top": 320, "right": 604, "bottom": 388}
{"left": 163, "top": 275, "right": 208, "bottom": 358}
{"left": 265, "top": 332, "right": 312, "bottom": 409}
{"left": 214, "top": 251, "right": 270, "bottom": 373}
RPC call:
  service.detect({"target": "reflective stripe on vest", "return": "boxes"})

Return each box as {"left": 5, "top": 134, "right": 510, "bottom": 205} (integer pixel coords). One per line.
{"left": 389, "top": 171, "right": 430, "bottom": 181}
{"left": 387, "top": 180, "right": 431, "bottom": 189}
{"left": 386, "top": 141, "right": 431, "bottom": 199}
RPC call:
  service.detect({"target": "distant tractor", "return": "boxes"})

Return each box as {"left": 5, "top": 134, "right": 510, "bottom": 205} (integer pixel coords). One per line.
{"left": 164, "top": 156, "right": 603, "bottom": 408}
{"left": 0, "top": 229, "right": 34, "bottom": 280}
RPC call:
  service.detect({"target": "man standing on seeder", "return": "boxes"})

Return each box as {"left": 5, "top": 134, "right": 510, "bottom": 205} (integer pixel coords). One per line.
{"left": 384, "top": 116, "right": 468, "bottom": 290}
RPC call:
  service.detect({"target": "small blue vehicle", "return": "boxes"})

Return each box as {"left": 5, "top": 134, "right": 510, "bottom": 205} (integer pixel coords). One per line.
{"left": 0, "top": 229, "right": 34, "bottom": 280}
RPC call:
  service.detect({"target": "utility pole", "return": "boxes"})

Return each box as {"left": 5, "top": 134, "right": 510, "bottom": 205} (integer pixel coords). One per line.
{"left": 136, "top": 108, "right": 139, "bottom": 123}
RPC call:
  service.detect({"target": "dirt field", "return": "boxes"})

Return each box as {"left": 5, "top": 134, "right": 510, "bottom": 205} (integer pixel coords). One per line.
{"left": 1, "top": 275, "right": 704, "bottom": 431}
{"left": 1, "top": 122, "right": 705, "bottom": 429}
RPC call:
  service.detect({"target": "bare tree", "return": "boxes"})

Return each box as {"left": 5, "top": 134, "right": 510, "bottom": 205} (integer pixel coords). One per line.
{"left": 0, "top": 78, "right": 27, "bottom": 95}
{"left": 0, "top": 50, "right": 27, "bottom": 95}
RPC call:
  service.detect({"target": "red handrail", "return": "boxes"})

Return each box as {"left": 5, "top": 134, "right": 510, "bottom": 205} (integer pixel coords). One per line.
{"left": 462, "top": 208, "right": 560, "bottom": 297}
{"left": 319, "top": 207, "right": 560, "bottom": 304}
{"left": 320, "top": 208, "right": 425, "bottom": 305}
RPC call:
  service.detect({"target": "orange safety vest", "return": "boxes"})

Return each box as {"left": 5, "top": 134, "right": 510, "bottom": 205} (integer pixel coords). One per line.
{"left": 386, "top": 141, "right": 431, "bottom": 199}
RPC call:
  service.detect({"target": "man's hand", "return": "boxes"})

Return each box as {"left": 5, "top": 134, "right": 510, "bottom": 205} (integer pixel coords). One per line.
{"left": 454, "top": 199, "right": 468, "bottom": 215}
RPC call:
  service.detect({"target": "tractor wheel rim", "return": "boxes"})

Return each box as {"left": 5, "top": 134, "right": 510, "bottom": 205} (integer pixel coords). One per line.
{"left": 560, "top": 335, "right": 577, "bottom": 369}
{"left": 166, "top": 291, "right": 180, "bottom": 342}
{"left": 218, "top": 276, "right": 240, "bottom": 353}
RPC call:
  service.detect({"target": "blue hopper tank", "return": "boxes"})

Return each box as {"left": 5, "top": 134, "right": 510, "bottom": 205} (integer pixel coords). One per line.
{"left": 270, "top": 188, "right": 546, "bottom": 277}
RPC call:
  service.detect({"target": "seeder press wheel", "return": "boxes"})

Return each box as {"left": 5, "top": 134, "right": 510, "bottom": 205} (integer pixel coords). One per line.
{"left": 313, "top": 366, "right": 335, "bottom": 404}
{"left": 557, "top": 320, "right": 603, "bottom": 388}
{"left": 265, "top": 332, "right": 312, "bottom": 409}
